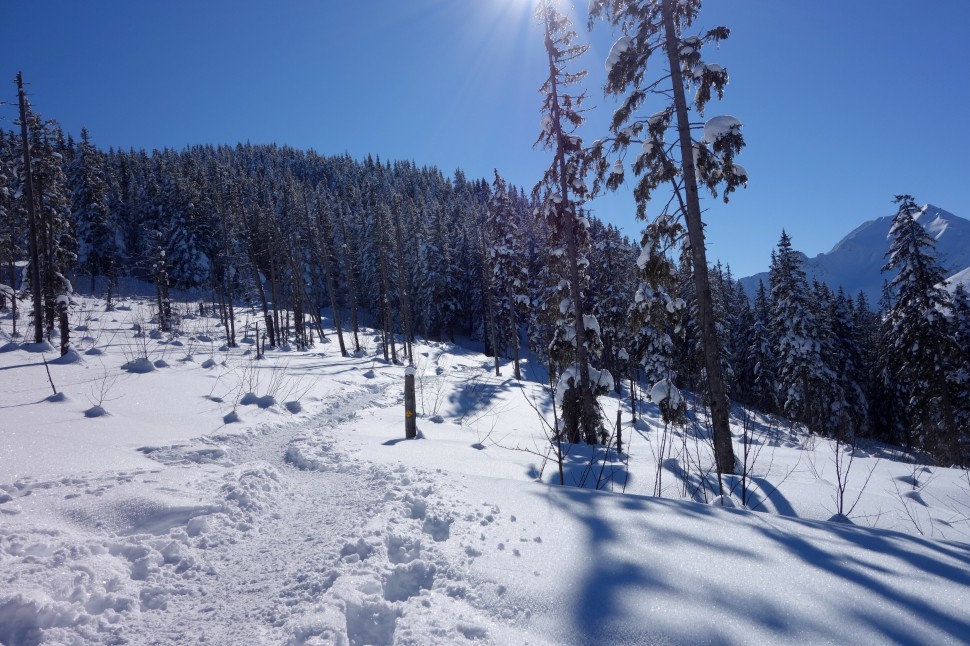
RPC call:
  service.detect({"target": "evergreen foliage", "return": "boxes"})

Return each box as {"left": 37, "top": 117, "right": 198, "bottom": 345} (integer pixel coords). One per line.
{"left": 882, "top": 195, "right": 961, "bottom": 464}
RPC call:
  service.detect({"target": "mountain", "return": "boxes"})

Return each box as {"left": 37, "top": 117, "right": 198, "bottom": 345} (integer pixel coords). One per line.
{"left": 739, "top": 204, "right": 970, "bottom": 303}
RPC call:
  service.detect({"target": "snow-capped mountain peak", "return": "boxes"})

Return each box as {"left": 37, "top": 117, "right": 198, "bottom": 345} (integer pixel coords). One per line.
{"left": 740, "top": 204, "right": 970, "bottom": 302}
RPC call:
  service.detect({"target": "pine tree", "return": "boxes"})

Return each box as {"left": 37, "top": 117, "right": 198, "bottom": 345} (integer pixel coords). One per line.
{"left": 486, "top": 171, "right": 530, "bottom": 379}
{"left": 587, "top": 221, "right": 637, "bottom": 394}
{"left": 882, "top": 195, "right": 961, "bottom": 464}
{"left": 0, "top": 131, "right": 26, "bottom": 326}
{"left": 589, "top": 0, "right": 745, "bottom": 474}
{"left": 949, "top": 284, "right": 970, "bottom": 445}
{"left": 872, "top": 280, "right": 910, "bottom": 446}
{"left": 630, "top": 212, "right": 684, "bottom": 422}
{"left": 769, "top": 232, "right": 828, "bottom": 430}
{"left": 30, "top": 119, "right": 76, "bottom": 343}
{"left": 534, "top": 0, "right": 605, "bottom": 443}
{"left": 70, "top": 128, "right": 118, "bottom": 293}
{"left": 747, "top": 280, "right": 777, "bottom": 414}
{"left": 828, "top": 288, "right": 869, "bottom": 437}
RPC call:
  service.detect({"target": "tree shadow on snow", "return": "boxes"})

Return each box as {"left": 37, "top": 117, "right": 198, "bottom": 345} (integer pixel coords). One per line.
{"left": 530, "top": 443, "right": 630, "bottom": 492}
{"left": 541, "top": 488, "right": 970, "bottom": 645}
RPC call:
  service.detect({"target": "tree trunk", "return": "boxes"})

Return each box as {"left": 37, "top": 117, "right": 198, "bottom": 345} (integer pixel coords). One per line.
{"left": 541, "top": 5, "right": 598, "bottom": 444}
{"left": 307, "top": 196, "right": 347, "bottom": 356}
{"left": 662, "top": 0, "right": 736, "bottom": 475}
{"left": 509, "top": 285, "right": 522, "bottom": 381}
{"left": 7, "top": 260, "right": 17, "bottom": 338}
{"left": 390, "top": 204, "right": 414, "bottom": 364}
{"left": 250, "top": 259, "right": 274, "bottom": 347}
{"left": 58, "top": 296, "right": 69, "bottom": 356}
{"left": 616, "top": 407, "right": 623, "bottom": 454}
{"left": 336, "top": 212, "right": 361, "bottom": 353}
{"left": 481, "top": 238, "right": 500, "bottom": 376}
{"left": 17, "top": 73, "right": 44, "bottom": 345}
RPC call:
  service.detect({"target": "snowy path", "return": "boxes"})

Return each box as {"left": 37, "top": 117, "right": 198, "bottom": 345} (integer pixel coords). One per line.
{"left": 1, "top": 368, "right": 541, "bottom": 645}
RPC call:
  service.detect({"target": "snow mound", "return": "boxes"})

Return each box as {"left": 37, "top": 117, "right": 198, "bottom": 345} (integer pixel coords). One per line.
{"left": 50, "top": 349, "right": 82, "bottom": 365}
{"left": 122, "top": 358, "right": 156, "bottom": 373}
{"left": 84, "top": 405, "right": 108, "bottom": 418}
{"left": 22, "top": 341, "right": 54, "bottom": 353}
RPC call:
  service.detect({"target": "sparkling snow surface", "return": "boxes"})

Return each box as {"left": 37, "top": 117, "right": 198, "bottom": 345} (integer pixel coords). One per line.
{"left": 1, "top": 289, "right": 969, "bottom": 645}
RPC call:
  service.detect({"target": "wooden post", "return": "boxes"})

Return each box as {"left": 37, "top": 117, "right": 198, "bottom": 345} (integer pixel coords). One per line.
{"left": 405, "top": 365, "right": 417, "bottom": 439}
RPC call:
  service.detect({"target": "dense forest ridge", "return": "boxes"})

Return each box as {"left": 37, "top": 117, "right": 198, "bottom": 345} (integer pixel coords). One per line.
{"left": 1, "top": 72, "right": 968, "bottom": 470}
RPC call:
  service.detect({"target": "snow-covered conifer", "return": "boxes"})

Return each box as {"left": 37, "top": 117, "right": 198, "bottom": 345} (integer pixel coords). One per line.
{"left": 533, "top": 0, "right": 605, "bottom": 443}
{"left": 69, "top": 128, "right": 119, "bottom": 292}
{"left": 588, "top": 0, "right": 744, "bottom": 473}
{"left": 882, "top": 195, "right": 961, "bottom": 464}
{"left": 768, "top": 231, "right": 830, "bottom": 430}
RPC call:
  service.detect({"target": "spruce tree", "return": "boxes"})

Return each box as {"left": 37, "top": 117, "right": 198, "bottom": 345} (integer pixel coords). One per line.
{"left": 534, "top": 0, "right": 604, "bottom": 443}
{"left": 768, "top": 232, "right": 828, "bottom": 430}
{"left": 486, "top": 171, "right": 530, "bottom": 380}
{"left": 882, "top": 195, "right": 961, "bottom": 464}
{"left": 589, "top": 0, "right": 745, "bottom": 474}
{"left": 630, "top": 212, "right": 685, "bottom": 422}
{"left": 949, "top": 284, "right": 970, "bottom": 443}
{"left": 747, "top": 281, "right": 778, "bottom": 414}
{"left": 70, "top": 128, "right": 118, "bottom": 292}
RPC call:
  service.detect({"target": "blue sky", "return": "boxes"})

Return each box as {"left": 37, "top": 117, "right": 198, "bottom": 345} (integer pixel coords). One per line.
{"left": 3, "top": 0, "right": 968, "bottom": 278}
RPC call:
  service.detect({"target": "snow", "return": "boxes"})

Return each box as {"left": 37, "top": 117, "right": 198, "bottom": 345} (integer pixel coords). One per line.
{"left": 540, "top": 114, "right": 553, "bottom": 134}
{"left": 605, "top": 36, "right": 631, "bottom": 75}
{"left": 740, "top": 204, "right": 970, "bottom": 302}
{"left": 647, "top": 111, "right": 666, "bottom": 127}
{"left": 702, "top": 115, "right": 742, "bottom": 145}
{"left": 553, "top": 363, "right": 614, "bottom": 405}
{"left": 648, "top": 377, "right": 683, "bottom": 408}
{"left": 2, "top": 288, "right": 970, "bottom": 644}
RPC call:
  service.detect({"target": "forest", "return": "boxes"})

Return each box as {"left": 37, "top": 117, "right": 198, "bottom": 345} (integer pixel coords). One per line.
{"left": 1, "top": 0, "right": 968, "bottom": 476}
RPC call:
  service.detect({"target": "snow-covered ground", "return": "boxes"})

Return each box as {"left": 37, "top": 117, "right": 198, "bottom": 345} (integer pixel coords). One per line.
{"left": 2, "top": 290, "right": 969, "bottom": 645}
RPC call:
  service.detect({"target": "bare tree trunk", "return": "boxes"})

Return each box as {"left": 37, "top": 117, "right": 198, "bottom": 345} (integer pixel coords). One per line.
{"left": 58, "top": 296, "right": 69, "bottom": 356}
{"left": 661, "top": 0, "right": 736, "bottom": 475}
{"left": 616, "top": 407, "right": 623, "bottom": 454}
{"left": 390, "top": 203, "right": 414, "bottom": 364}
{"left": 8, "top": 260, "right": 18, "bottom": 338}
{"left": 268, "top": 257, "right": 282, "bottom": 346}
{"left": 305, "top": 194, "right": 347, "bottom": 355}
{"left": 336, "top": 211, "right": 361, "bottom": 353}
{"left": 509, "top": 285, "right": 522, "bottom": 381}
{"left": 481, "top": 237, "right": 500, "bottom": 376}
{"left": 250, "top": 260, "right": 274, "bottom": 347}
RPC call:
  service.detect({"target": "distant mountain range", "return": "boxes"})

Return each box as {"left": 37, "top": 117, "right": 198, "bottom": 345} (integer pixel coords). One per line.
{"left": 739, "top": 204, "right": 970, "bottom": 303}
